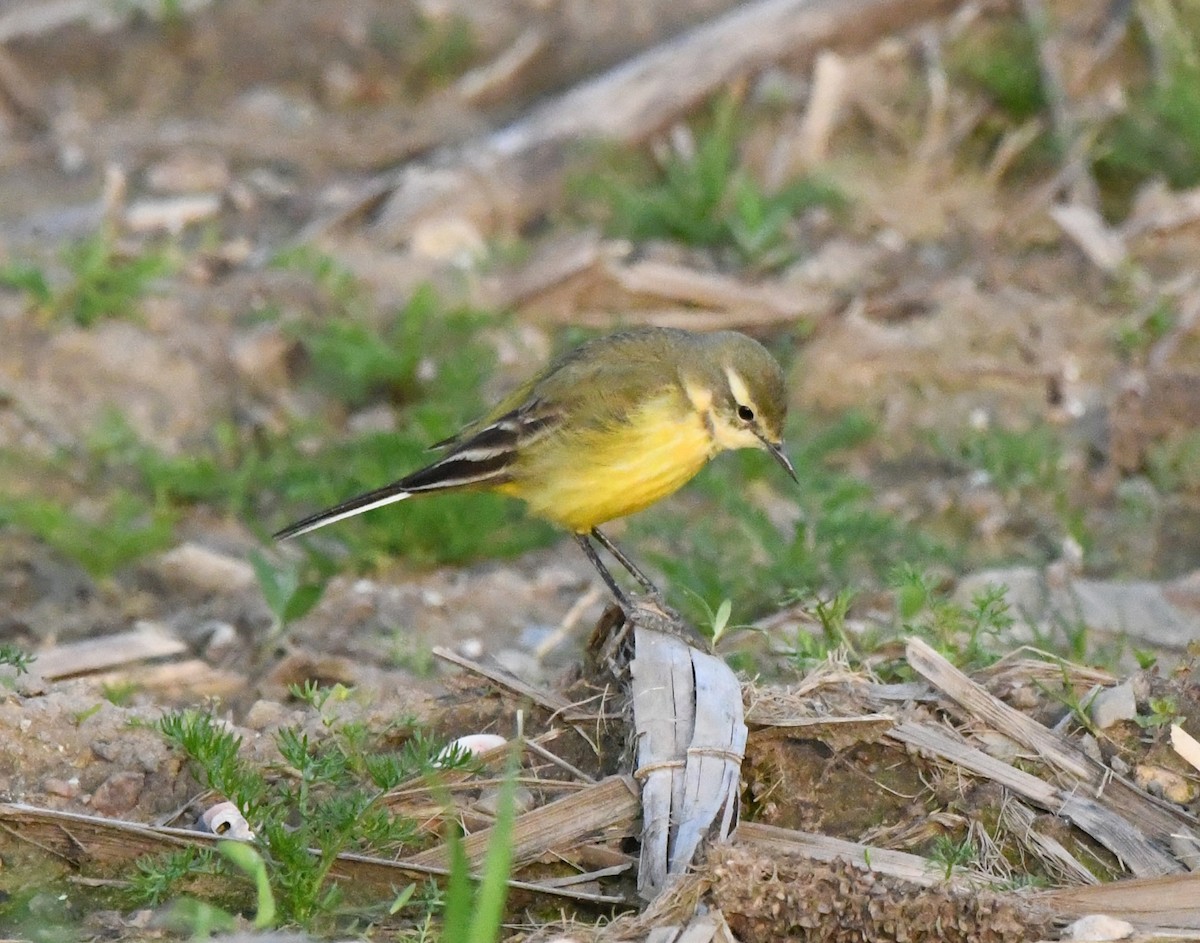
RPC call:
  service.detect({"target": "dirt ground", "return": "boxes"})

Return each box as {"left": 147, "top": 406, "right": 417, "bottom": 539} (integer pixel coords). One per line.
{"left": 1, "top": 0, "right": 1199, "bottom": 939}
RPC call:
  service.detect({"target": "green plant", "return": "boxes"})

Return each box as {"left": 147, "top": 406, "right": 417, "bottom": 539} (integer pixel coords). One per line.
{"left": 1113, "top": 298, "right": 1176, "bottom": 362}
{"left": 1038, "top": 665, "right": 1102, "bottom": 738}
{"left": 412, "top": 13, "right": 477, "bottom": 87}
{"left": 585, "top": 96, "right": 845, "bottom": 268}
{"left": 776, "top": 587, "right": 861, "bottom": 671}
{"left": 57, "top": 232, "right": 174, "bottom": 327}
{"left": 441, "top": 749, "right": 519, "bottom": 943}
{"left": 949, "top": 19, "right": 1045, "bottom": 121}
{"left": 0, "top": 491, "right": 174, "bottom": 578}
{"left": 0, "top": 643, "right": 34, "bottom": 675}
{"left": 1146, "top": 431, "right": 1200, "bottom": 494}
{"left": 146, "top": 702, "right": 456, "bottom": 929}
{"left": 953, "top": 423, "right": 1065, "bottom": 498}
{"left": 1095, "top": 1, "right": 1200, "bottom": 199}
{"left": 0, "top": 260, "right": 52, "bottom": 308}
{"left": 217, "top": 841, "right": 277, "bottom": 928}
{"left": 929, "top": 834, "right": 979, "bottom": 879}
{"left": 892, "top": 566, "right": 1013, "bottom": 668}
{"left": 1135, "top": 695, "right": 1182, "bottom": 729}
{"left": 101, "top": 680, "right": 139, "bottom": 706}
{"left": 1, "top": 231, "right": 171, "bottom": 327}
{"left": 250, "top": 551, "right": 327, "bottom": 639}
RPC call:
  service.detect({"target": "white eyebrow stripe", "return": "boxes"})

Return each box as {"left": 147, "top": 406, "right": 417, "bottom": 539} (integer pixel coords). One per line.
{"left": 724, "top": 367, "right": 754, "bottom": 410}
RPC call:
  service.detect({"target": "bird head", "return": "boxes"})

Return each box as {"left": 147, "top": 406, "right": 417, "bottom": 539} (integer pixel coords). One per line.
{"left": 700, "top": 331, "right": 797, "bottom": 482}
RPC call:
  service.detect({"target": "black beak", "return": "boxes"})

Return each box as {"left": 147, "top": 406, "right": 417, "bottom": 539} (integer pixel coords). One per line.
{"left": 759, "top": 435, "right": 798, "bottom": 483}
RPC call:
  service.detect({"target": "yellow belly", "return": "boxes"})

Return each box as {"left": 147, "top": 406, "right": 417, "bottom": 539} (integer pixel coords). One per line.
{"left": 497, "top": 398, "right": 714, "bottom": 532}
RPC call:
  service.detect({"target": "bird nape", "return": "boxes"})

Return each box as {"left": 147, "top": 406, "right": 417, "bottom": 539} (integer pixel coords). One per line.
{"left": 274, "top": 327, "right": 795, "bottom": 607}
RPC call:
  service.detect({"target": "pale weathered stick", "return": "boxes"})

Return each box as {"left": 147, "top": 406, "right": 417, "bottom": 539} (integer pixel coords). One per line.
{"left": 0, "top": 802, "right": 626, "bottom": 904}
{"left": 632, "top": 629, "right": 698, "bottom": 897}
{"left": 905, "top": 638, "right": 1199, "bottom": 855}
{"left": 999, "top": 798, "right": 1099, "bottom": 887}
{"left": 33, "top": 622, "right": 188, "bottom": 680}
{"left": 1039, "top": 871, "right": 1200, "bottom": 930}
{"left": 404, "top": 775, "right": 639, "bottom": 871}
{"left": 432, "top": 645, "right": 597, "bottom": 721}
{"left": 888, "top": 721, "right": 1182, "bottom": 877}
{"left": 734, "top": 820, "right": 998, "bottom": 888}
{"left": 669, "top": 647, "right": 747, "bottom": 874}
{"left": 357, "top": 0, "right": 961, "bottom": 246}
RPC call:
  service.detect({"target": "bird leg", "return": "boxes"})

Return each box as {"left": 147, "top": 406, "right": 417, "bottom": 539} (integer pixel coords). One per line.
{"left": 589, "top": 528, "right": 660, "bottom": 594}
{"left": 573, "top": 533, "right": 632, "bottom": 608}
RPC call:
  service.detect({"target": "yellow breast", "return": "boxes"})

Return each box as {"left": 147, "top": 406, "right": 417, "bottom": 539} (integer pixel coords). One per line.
{"left": 498, "top": 394, "right": 715, "bottom": 532}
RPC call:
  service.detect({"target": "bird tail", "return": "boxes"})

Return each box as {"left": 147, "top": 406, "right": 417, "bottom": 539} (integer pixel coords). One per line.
{"left": 273, "top": 405, "right": 555, "bottom": 541}
{"left": 272, "top": 438, "right": 517, "bottom": 541}
{"left": 272, "top": 485, "right": 414, "bottom": 540}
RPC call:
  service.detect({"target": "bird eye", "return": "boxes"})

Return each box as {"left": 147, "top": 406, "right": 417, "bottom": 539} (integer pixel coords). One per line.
{"left": 737, "top": 405, "right": 755, "bottom": 422}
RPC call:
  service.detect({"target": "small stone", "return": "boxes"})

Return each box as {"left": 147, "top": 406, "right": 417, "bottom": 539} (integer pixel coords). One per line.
{"left": 145, "top": 153, "right": 231, "bottom": 194}
{"left": 475, "top": 785, "right": 535, "bottom": 817}
{"left": 1078, "top": 733, "right": 1103, "bottom": 762}
{"left": 91, "top": 771, "right": 145, "bottom": 815}
{"left": 157, "top": 543, "right": 255, "bottom": 595}
{"left": 410, "top": 216, "right": 485, "bottom": 265}
{"left": 438, "top": 734, "right": 507, "bottom": 763}
{"left": 43, "top": 777, "right": 81, "bottom": 799}
{"left": 459, "top": 637, "right": 483, "bottom": 658}
{"left": 1063, "top": 914, "right": 1134, "bottom": 941}
{"left": 492, "top": 648, "right": 541, "bottom": 682}
{"left": 243, "top": 699, "right": 291, "bottom": 732}
{"left": 230, "top": 324, "right": 294, "bottom": 392}
{"left": 1090, "top": 680, "right": 1137, "bottom": 729}
{"left": 202, "top": 621, "right": 239, "bottom": 660}
{"left": 1005, "top": 684, "right": 1040, "bottom": 711}
{"left": 974, "top": 730, "right": 1023, "bottom": 763}
{"left": 1134, "top": 764, "right": 1196, "bottom": 804}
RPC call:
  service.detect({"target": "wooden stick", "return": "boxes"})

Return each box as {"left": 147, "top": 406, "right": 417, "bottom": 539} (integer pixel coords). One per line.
{"left": 734, "top": 820, "right": 998, "bottom": 887}
{"left": 403, "top": 775, "right": 639, "bottom": 870}
{"left": 348, "top": 0, "right": 960, "bottom": 246}
{"left": 888, "top": 721, "right": 1182, "bottom": 877}
{"left": 906, "top": 638, "right": 1199, "bottom": 856}
{"left": 0, "top": 801, "right": 627, "bottom": 905}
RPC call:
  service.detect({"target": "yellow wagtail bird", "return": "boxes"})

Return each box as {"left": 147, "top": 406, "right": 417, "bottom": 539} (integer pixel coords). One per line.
{"left": 273, "top": 327, "right": 796, "bottom": 605}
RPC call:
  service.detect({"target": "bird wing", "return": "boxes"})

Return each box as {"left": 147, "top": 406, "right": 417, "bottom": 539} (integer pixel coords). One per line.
{"left": 398, "top": 395, "right": 563, "bottom": 492}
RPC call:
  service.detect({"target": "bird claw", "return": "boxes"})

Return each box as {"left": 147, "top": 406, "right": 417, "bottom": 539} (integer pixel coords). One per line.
{"left": 621, "top": 591, "right": 711, "bottom": 651}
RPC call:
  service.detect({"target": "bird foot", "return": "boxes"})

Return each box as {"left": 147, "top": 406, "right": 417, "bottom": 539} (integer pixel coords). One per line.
{"left": 621, "top": 590, "right": 711, "bottom": 652}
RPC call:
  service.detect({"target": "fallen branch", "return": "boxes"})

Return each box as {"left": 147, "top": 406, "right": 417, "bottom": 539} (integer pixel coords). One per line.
{"left": 308, "top": 0, "right": 960, "bottom": 245}
{"left": 906, "top": 638, "right": 1199, "bottom": 862}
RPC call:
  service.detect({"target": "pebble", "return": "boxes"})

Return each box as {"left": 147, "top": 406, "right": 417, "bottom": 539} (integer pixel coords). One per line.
{"left": 157, "top": 543, "right": 256, "bottom": 595}
{"left": 145, "top": 153, "right": 231, "bottom": 193}
{"left": 459, "top": 637, "right": 483, "bottom": 658}
{"left": 475, "top": 785, "right": 535, "bottom": 817}
{"left": 1134, "top": 764, "right": 1195, "bottom": 804}
{"left": 91, "top": 771, "right": 145, "bottom": 815}
{"left": 43, "top": 776, "right": 81, "bottom": 799}
{"left": 1062, "top": 914, "right": 1134, "bottom": 941}
{"left": 1090, "top": 680, "right": 1137, "bottom": 729}
{"left": 244, "top": 699, "right": 292, "bottom": 732}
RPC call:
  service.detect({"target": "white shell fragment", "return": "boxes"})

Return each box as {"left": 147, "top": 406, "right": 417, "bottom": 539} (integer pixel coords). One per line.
{"left": 198, "top": 801, "right": 255, "bottom": 840}
{"left": 435, "top": 734, "right": 508, "bottom": 766}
